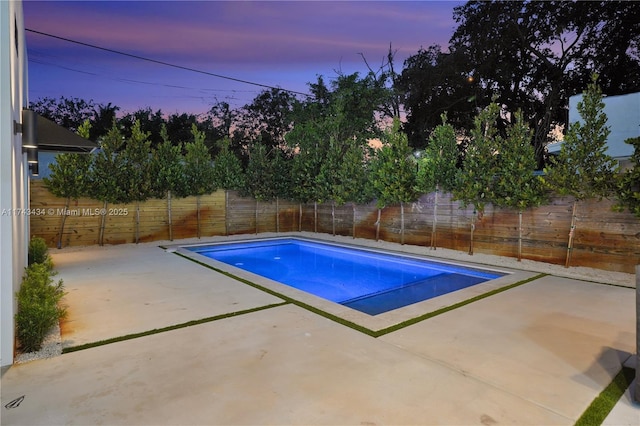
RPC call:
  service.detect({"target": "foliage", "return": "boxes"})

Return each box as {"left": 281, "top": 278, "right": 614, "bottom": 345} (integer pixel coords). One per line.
{"left": 453, "top": 102, "right": 502, "bottom": 214}
{"left": 29, "top": 96, "right": 96, "bottom": 133}
{"left": 270, "top": 148, "right": 294, "bottom": 200}
{"left": 15, "top": 263, "right": 66, "bottom": 353}
{"left": 370, "top": 118, "right": 419, "bottom": 208}
{"left": 150, "top": 125, "right": 186, "bottom": 199}
{"left": 88, "top": 121, "right": 128, "bottom": 204}
{"left": 183, "top": 124, "right": 216, "bottom": 197}
{"left": 288, "top": 120, "right": 326, "bottom": 204}
{"left": 542, "top": 76, "right": 618, "bottom": 200}
{"left": 398, "top": 45, "right": 479, "bottom": 149}
{"left": 121, "top": 120, "right": 153, "bottom": 203}
{"left": 43, "top": 120, "right": 92, "bottom": 200}
{"left": 416, "top": 113, "right": 459, "bottom": 193}
{"left": 493, "top": 110, "right": 546, "bottom": 211}
{"left": 119, "top": 108, "right": 166, "bottom": 148}
{"left": 614, "top": 137, "right": 640, "bottom": 217}
{"left": 399, "top": 1, "right": 640, "bottom": 163}
{"left": 243, "top": 143, "right": 276, "bottom": 201}
{"left": 317, "top": 140, "right": 373, "bottom": 206}
{"left": 212, "top": 137, "right": 245, "bottom": 190}
{"left": 236, "top": 88, "right": 296, "bottom": 153}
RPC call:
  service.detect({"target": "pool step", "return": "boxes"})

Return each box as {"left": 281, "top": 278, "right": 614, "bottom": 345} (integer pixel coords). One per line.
{"left": 341, "top": 273, "right": 487, "bottom": 316}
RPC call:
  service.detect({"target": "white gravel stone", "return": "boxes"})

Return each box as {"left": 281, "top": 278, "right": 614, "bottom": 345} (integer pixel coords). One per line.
{"left": 14, "top": 322, "right": 62, "bottom": 364}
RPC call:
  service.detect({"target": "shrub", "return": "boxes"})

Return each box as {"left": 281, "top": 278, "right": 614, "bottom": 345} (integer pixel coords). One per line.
{"left": 28, "top": 236, "right": 53, "bottom": 270}
{"left": 15, "top": 263, "right": 66, "bottom": 353}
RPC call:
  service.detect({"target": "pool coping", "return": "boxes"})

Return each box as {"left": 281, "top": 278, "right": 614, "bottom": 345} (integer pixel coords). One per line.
{"left": 168, "top": 234, "right": 537, "bottom": 333}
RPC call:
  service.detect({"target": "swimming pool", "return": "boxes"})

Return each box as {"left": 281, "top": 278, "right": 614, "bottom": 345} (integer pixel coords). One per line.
{"left": 187, "top": 238, "right": 505, "bottom": 315}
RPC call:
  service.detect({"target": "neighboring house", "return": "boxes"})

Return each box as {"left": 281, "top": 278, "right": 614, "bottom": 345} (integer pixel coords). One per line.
{"left": 1, "top": 1, "right": 96, "bottom": 366}
{"left": 547, "top": 91, "right": 640, "bottom": 169}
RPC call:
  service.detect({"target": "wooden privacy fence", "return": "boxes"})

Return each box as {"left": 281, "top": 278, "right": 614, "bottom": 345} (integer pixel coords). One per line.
{"left": 30, "top": 181, "right": 640, "bottom": 273}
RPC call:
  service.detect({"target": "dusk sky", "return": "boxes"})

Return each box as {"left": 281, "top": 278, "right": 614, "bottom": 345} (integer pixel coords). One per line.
{"left": 24, "top": 1, "right": 464, "bottom": 116}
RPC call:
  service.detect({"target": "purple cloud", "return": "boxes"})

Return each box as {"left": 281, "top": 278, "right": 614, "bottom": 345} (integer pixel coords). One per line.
{"left": 24, "top": 1, "right": 462, "bottom": 113}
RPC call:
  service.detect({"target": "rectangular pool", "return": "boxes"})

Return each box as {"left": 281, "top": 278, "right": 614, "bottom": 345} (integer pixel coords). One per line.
{"left": 187, "top": 238, "right": 505, "bottom": 315}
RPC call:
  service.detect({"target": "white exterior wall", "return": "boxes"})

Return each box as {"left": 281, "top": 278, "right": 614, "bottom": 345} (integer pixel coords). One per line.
{"left": 1, "top": 0, "right": 29, "bottom": 367}
{"left": 569, "top": 91, "right": 640, "bottom": 159}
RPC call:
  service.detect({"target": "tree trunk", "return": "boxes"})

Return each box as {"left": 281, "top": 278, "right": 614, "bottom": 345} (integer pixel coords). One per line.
{"left": 565, "top": 200, "right": 578, "bottom": 268}
{"left": 167, "top": 190, "right": 173, "bottom": 241}
{"left": 469, "top": 210, "right": 476, "bottom": 255}
{"left": 225, "top": 190, "right": 229, "bottom": 236}
{"left": 352, "top": 203, "right": 356, "bottom": 239}
{"left": 196, "top": 195, "right": 201, "bottom": 239}
{"left": 331, "top": 201, "right": 335, "bottom": 236}
{"left": 375, "top": 208, "right": 381, "bottom": 241}
{"left": 135, "top": 201, "right": 140, "bottom": 244}
{"left": 430, "top": 185, "right": 438, "bottom": 250}
{"left": 276, "top": 197, "right": 280, "bottom": 233}
{"left": 255, "top": 199, "right": 259, "bottom": 235}
{"left": 400, "top": 201, "right": 405, "bottom": 245}
{"left": 56, "top": 197, "right": 70, "bottom": 249}
{"left": 517, "top": 210, "right": 523, "bottom": 261}
{"left": 99, "top": 200, "right": 108, "bottom": 246}
{"left": 314, "top": 201, "right": 317, "bottom": 233}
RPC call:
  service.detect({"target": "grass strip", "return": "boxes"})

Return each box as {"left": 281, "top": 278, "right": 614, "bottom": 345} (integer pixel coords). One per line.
{"left": 62, "top": 301, "right": 288, "bottom": 354}
{"left": 373, "top": 273, "right": 546, "bottom": 336}
{"left": 177, "top": 252, "right": 545, "bottom": 337}
{"left": 574, "top": 366, "right": 635, "bottom": 426}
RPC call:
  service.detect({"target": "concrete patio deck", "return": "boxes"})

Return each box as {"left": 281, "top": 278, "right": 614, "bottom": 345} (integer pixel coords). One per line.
{"left": 1, "top": 233, "right": 638, "bottom": 425}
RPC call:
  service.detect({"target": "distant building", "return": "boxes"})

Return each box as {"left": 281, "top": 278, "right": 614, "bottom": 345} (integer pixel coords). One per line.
{"left": 547, "top": 91, "right": 640, "bottom": 169}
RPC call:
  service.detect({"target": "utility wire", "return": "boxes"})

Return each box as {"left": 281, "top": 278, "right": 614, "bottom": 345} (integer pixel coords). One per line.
{"left": 26, "top": 28, "right": 313, "bottom": 99}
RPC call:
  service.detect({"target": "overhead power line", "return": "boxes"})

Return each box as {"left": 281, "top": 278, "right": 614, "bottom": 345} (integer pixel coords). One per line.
{"left": 25, "top": 28, "right": 313, "bottom": 98}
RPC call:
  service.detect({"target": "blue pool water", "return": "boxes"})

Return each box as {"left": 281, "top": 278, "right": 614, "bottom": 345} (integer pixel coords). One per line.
{"left": 188, "top": 239, "right": 505, "bottom": 315}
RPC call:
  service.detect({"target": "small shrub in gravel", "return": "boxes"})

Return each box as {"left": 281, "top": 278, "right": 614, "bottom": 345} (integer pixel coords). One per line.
{"left": 15, "top": 263, "right": 66, "bottom": 353}
{"left": 28, "top": 236, "right": 53, "bottom": 270}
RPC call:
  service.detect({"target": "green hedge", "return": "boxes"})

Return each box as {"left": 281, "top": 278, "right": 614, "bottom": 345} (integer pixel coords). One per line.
{"left": 15, "top": 238, "right": 66, "bottom": 353}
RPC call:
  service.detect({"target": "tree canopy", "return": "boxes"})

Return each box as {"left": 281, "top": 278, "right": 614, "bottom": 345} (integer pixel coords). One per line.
{"left": 400, "top": 1, "right": 639, "bottom": 166}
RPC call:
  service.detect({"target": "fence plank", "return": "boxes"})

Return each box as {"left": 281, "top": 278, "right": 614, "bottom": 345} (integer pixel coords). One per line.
{"left": 30, "top": 181, "right": 640, "bottom": 273}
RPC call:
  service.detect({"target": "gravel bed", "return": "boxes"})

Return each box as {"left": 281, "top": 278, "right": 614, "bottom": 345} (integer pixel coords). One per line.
{"left": 14, "top": 322, "right": 62, "bottom": 364}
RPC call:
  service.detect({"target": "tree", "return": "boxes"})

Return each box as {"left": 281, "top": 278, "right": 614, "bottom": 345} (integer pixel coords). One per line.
{"left": 90, "top": 102, "right": 120, "bottom": 141}
{"left": 614, "top": 137, "right": 640, "bottom": 218}
{"left": 183, "top": 124, "right": 216, "bottom": 238}
{"left": 43, "top": 120, "right": 92, "bottom": 249}
{"left": 150, "top": 125, "right": 186, "bottom": 241}
{"left": 88, "top": 121, "right": 128, "bottom": 246}
{"left": 120, "top": 108, "right": 166, "bottom": 148}
{"left": 121, "top": 120, "right": 153, "bottom": 243}
{"left": 271, "top": 149, "right": 294, "bottom": 232}
{"left": 243, "top": 142, "right": 276, "bottom": 234}
{"left": 493, "top": 110, "right": 546, "bottom": 260}
{"left": 29, "top": 96, "right": 95, "bottom": 132}
{"left": 319, "top": 141, "right": 348, "bottom": 235}
{"left": 236, "top": 89, "right": 296, "bottom": 154}
{"left": 453, "top": 102, "right": 502, "bottom": 255}
{"left": 327, "top": 142, "right": 373, "bottom": 237}
{"left": 205, "top": 101, "right": 236, "bottom": 140}
{"left": 212, "top": 137, "right": 245, "bottom": 191}
{"left": 398, "top": 45, "right": 480, "bottom": 149}
{"left": 416, "top": 113, "right": 459, "bottom": 249}
{"left": 288, "top": 120, "right": 326, "bottom": 232}
{"left": 448, "top": 1, "right": 640, "bottom": 167}
{"left": 370, "top": 118, "right": 419, "bottom": 244}
{"left": 542, "top": 75, "right": 618, "bottom": 266}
